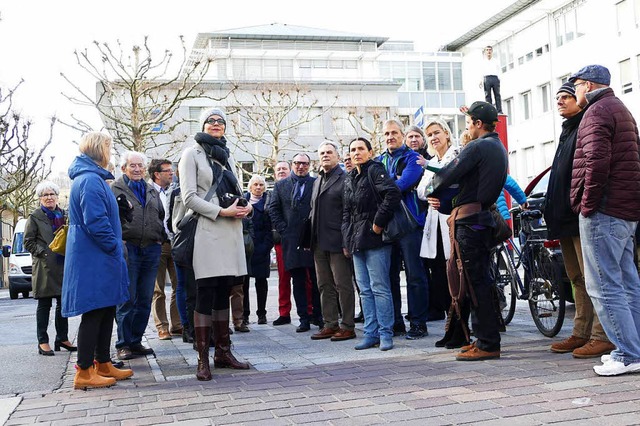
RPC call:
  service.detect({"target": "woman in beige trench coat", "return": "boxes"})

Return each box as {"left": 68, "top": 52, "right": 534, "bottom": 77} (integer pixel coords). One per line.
{"left": 178, "top": 107, "right": 252, "bottom": 381}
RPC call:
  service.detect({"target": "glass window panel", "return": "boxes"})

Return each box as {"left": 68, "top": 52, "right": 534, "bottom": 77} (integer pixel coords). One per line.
{"left": 441, "top": 92, "right": 455, "bottom": 108}
{"left": 437, "top": 62, "right": 452, "bottom": 90}
{"left": 452, "top": 63, "right": 463, "bottom": 90}
{"left": 398, "top": 92, "right": 411, "bottom": 108}
{"left": 280, "top": 59, "right": 293, "bottom": 79}
{"left": 422, "top": 62, "right": 436, "bottom": 90}
{"left": 426, "top": 92, "right": 440, "bottom": 107}
{"left": 456, "top": 93, "right": 466, "bottom": 108}
{"left": 411, "top": 92, "right": 424, "bottom": 108}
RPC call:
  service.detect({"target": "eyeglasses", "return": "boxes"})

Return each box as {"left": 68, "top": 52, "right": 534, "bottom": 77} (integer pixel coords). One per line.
{"left": 573, "top": 81, "right": 588, "bottom": 89}
{"left": 40, "top": 193, "right": 57, "bottom": 198}
{"left": 292, "top": 161, "right": 310, "bottom": 167}
{"left": 205, "top": 118, "right": 226, "bottom": 126}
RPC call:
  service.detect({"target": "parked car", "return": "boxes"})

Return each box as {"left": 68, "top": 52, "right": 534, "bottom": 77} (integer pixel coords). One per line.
{"left": 2, "top": 218, "right": 32, "bottom": 299}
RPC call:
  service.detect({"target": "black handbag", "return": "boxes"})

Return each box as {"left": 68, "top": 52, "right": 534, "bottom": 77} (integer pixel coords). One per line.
{"left": 172, "top": 171, "right": 223, "bottom": 268}
{"left": 490, "top": 204, "right": 512, "bottom": 246}
{"left": 367, "top": 167, "right": 418, "bottom": 243}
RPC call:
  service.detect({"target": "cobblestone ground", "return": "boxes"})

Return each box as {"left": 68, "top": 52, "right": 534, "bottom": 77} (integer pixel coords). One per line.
{"left": 5, "top": 277, "right": 640, "bottom": 425}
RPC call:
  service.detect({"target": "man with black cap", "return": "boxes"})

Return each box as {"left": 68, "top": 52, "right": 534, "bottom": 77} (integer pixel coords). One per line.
{"left": 569, "top": 64, "right": 640, "bottom": 376}
{"left": 546, "top": 82, "right": 614, "bottom": 359}
{"left": 430, "top": 101, "right": 507, "bottom": 361}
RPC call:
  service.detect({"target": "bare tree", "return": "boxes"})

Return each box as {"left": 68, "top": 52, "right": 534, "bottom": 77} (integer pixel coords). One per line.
{"left": 230, "top": 83, "right": 334, "bottom": 178}
{"left": 60, "top": 36, "right": 231, "bottom": 156}
{"left": 0, "top": 80, "right": 54, "bottom": 201}
{"left": 330, "top": 106, "right": 389, "bottom": 154}
{"left": 2, "top": 155, "right": 52, "bottom": 224}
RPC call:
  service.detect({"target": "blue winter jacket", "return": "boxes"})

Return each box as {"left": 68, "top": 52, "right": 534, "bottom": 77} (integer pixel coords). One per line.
{"left": 496, "top": 175, "right": 527, "bottom": 220}
{"left": 377, "top": 145, "right": 426, "bottom": 227}
{"left": 62, "top": 154, "right": 129, "bottom": 317}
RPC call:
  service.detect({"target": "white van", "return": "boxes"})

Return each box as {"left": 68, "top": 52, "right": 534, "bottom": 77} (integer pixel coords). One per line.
{"left": 2, "top": 218, "right": 32, "bottom": 299}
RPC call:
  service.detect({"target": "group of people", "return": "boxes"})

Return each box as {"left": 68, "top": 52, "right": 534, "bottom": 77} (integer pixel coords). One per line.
{"left": 26, "top": 63, "right": 639, "bottom": 389}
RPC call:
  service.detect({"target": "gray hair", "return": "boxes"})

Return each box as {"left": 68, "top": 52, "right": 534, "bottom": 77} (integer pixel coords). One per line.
{"left": 317, "top": 140, "right": 341, "bottom": 158}
{"left": 405, "top": 125, "right": 425, "bottom": 140}
{"left": 248, "top": 174, "right": 266, "bottom": 188}
{"left": 35, "top": 180, "right": 60, "bottom": 197}
{"left": 383, "top": 119, "right": 405, "bottom": 134}
{"left": 424, "top": 118, "right": 453, "bottom": 157}
{"left": 119, "top": 151, "right": 148, "bottom": 169}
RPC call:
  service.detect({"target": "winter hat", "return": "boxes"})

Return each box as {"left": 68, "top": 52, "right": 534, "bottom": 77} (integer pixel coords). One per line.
{"left": 556, "top": 82, "right": 576, "bottom": 99}
{"left": 199, "top": 107, "right": 227, "bottom": 131}
{"left": 568, "top": 65, "right": 611, "bottom": 86}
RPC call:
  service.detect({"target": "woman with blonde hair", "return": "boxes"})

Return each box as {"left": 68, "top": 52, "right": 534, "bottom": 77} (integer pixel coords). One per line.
{"left": 63, "top": 132, "right": 133, "bottom": 389}
{"left": 417, "top": 118, "right": 463, "bottom": 341}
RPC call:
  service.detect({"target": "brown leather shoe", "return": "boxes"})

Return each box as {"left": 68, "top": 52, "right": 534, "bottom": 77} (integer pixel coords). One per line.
{"left": 158, "top": 330, "right": 172, "bottom": 340}
{"left": 330, "top": 329, "right": 356, "bottom": 341}
{"left": 456, "top": 345, "right": 500, "bottom": 361}
{"left": 460, "top": 341, "right": 476, "bottom": 353}
{"left": 550, "top": 335, "right": 589, "bottom": 353}
{"left": 572, "top": 339, "right": 616, "bottom": 359}
{"left": 311, "top": 327, "right": 339, "bottom": 340}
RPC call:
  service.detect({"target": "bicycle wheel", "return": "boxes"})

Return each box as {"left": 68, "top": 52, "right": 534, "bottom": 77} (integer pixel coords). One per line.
{"left": 492, "top": 246, "right": 517, "bottom": 325}
{"left": 528, "top": 248, "right": 565, "bottom": 337}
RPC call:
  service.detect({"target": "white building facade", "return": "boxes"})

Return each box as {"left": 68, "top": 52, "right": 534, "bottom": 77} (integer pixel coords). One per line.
{"left": 444, "top": 0, "right": 640, "bottom": 186}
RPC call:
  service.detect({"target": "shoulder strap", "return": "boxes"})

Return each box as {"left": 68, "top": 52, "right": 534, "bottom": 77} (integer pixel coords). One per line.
{"left": 177, "top": 160, "right": 224, "bottom": 229}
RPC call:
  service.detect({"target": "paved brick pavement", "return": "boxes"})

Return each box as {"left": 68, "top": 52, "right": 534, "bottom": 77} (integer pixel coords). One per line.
{"left": 4, "top": 278, "right": 640, "bottom": 425}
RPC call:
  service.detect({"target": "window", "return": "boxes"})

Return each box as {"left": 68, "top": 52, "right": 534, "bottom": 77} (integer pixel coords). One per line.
{"left": 422, "top": 62, "right": 437, "bottom": 90}
{"left": 437, "top": 62, "right": 452, "bottom": 90}
{"left": 620, "top": 58, "right": 633, "bottom": 93}
{"left": 616, "top": 0, "right": 639, "bottom": 34}
{"left": 298, "top": 107, "right": 324, "bottom": 135}
{"left": 504, "top": 98, "right": 513, "bottom": 125}
{"left": 521, "top": 91, "right": 532, "bottom": 120}
{"left": 189, "top": 107, "right": 204, "bottom": 135}
{"left": 408, "top": 62, "right": 421, "bottom": 91}
{"left": 540, "top": 83, "right": 551, "bottom": 113}
{"left": 216, "top": 59, "right": 227, "bottom": 79}
{"left": 523, "top": 146, "right": 535, "bottom": 180}
{"left": 554, "top": 2, "right": 585, "bottom": 47}
{"left": 559, "top": 74, "right": 571, "bottom": 84}
{"left": 496, "top": 36, "right": 514, "bottom": 72}
{"left": 452, "top": 63, "right": 463, "bottom": 90}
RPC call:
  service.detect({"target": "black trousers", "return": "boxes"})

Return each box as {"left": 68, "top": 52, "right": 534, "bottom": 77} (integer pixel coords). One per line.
{"left": 183, "top": 267, "right": 197, "bottom": 337}
{"left": 243, "top": 276, "right": 268, "bottom": 318}
{"left": 424, "top": 223, "right": 451, "bottom": 319}
{"left": 195, "top": 276, "right": 232, "bottom": 314}
{"left": 77, "top": 306, "right": 116, "bottom": 369}
{"left": 290, "top": 267, "right": 321, "bottom": 322}
{"left": 483, "top": 75, "right": 502, "bottom": 113}
{"left": 456, "top": 225, "right": 500, "bottom": 352}
{"left": 36, "top": 296, "right": 68, "bottom": 344}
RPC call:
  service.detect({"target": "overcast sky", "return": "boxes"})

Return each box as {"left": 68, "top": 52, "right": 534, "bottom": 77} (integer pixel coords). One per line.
{"left": 0, "top": 0, "right": 512, "bottom": 172}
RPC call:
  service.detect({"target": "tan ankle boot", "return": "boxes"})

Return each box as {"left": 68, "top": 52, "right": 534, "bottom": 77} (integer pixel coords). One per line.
{"left": 95, "top": 362, "right": 134, "bottom": 380}
{"left": 73, "top": 366, "right": 116, "bottom": 390}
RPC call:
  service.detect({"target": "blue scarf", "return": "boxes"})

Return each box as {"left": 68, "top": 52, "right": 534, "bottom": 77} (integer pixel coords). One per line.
{"left": 125, "top": 176, "right": 147, "bottom": 207}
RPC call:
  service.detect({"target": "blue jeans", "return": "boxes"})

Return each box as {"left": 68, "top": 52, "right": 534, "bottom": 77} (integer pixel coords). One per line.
{"left": 353, "top": 245, "right": 394, "bottom": 340}
{"left": 116, "top": 242, "right": 162, "bottom": 348}
{"left": 175, "top": 265, "right": 189, "bottom": 327}
{"left": 390, "top": 228, "right": 429, "bottom": 327}
{"left": 579, "top": 212, "right": 640, "bottom": 365}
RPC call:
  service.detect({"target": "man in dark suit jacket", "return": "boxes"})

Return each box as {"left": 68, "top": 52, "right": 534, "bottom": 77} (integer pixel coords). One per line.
{"left": 308, "top": 141, "right": 356, "bottom": 342}
{"left": 269, "top": 153, "right": 322, "bottom": 332}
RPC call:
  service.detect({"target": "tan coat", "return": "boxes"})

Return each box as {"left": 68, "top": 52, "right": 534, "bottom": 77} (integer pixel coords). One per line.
{"left": 178, "top": 144, "right": 246, "bottom": 280}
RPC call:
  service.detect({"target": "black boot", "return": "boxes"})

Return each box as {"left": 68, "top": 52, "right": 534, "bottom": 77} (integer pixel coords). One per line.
{"left": 435, "top": 307, "right": 457, "bottom": 347}
{"left": 212, "top": 309, "right": 250, "bottom": 370}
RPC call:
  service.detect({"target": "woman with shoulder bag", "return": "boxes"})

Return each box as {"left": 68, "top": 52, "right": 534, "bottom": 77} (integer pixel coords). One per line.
{"left": 178, "top": 107, "right": 252, "bottom": 381}
{"left": 342, "top": 137, "right": 401, "bottom": 352}
{"left": 24, "top": 180, "right": 76, "bottom": 356}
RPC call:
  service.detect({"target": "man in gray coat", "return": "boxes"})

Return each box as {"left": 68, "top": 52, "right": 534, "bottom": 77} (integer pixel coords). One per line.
{"left": 269, "top": 153, "right": 322, "bottom": 332}
{"left": 309, "top": 141, "right": 356, "bottom": 341}
{"left": 111, "top": 151, "right": 166, "bottom": 360}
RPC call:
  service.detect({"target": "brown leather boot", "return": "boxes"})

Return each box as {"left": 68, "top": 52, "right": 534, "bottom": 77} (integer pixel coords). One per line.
{"left": 550, "top": 335, "right": 589, "bottom": 353}
{"left": 73, "top": 365, "right": 116, "bottom": 390}
{"left": 95, "top": 361, "right": 133, "bottom": 380}
{"left": 212, "top": 309, "right": 250, "bottom": 369}
{"left": 194, "top": 312, "right": 213, "bottom": 381}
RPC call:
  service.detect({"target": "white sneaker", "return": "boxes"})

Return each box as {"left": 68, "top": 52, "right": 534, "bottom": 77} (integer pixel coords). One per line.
{"left": 593, "top": 360, "right": 640, "bottom": 376}
{"left": 600, "top": 354, "right": 611, "bottom": 363}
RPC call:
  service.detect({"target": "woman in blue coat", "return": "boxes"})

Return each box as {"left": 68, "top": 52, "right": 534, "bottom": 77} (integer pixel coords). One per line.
{"left": 62, "top": 132, "right": 132, "bottom": 389}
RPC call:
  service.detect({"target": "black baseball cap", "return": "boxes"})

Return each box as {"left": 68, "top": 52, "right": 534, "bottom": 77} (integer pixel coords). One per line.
{"left": 466, "top": 101, "right": 498, "bottom": 124}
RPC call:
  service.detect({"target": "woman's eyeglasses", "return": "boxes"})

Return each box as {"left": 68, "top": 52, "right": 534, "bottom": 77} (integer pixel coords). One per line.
{"left": 205, "top": 118, "right": 226, "bottom": 126}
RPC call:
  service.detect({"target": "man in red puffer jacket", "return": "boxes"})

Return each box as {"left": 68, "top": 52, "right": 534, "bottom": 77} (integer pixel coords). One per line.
{"left": 570, "top": 64, "right": 640, "bottom": 377}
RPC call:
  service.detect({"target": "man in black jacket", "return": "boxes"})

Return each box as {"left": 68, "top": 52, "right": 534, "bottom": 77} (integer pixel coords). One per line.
{"left": 309, "top": 141, "right": 356, "bottom": 341}
{"left": 546, "top": 82, "right": 614, "bottom": 358}
{"left": 269, "top": 153, "right": 322, "bottom": 332}
{"left": 431, "top": 101, "right": 507, "bottom": 361}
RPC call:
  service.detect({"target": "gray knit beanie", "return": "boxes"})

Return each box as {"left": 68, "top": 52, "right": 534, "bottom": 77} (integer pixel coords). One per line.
{"left": 199, "top": 107, "right": 227, "bottom": 131}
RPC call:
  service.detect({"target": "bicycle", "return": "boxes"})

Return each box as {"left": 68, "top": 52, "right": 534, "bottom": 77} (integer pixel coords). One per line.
{"left": 492, "top": 208, "right": 566, "bottom": 337}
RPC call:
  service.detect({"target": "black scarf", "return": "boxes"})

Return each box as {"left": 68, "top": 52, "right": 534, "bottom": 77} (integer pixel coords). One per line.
{"left": 194, "top": 132, "right": 240, "bottom": 198}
